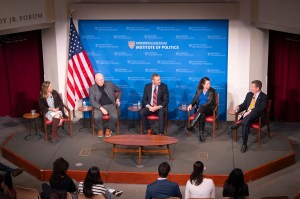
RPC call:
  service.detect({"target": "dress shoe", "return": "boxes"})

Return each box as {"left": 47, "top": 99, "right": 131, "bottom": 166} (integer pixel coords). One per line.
{"left": 97, "top": 130, "right": 103, "bottom": 138}
{"left": 186, "top": 126, "right": 194, "bottom": 132}
{"left": 105, "top": 129, "right": 112, "bottom": 137}
{"left": 199, "top": 132, "right": 205, "bottom": 143}
{"left": 241, "top": 144, "right": 247, "bottom": 153}
{"left": 147, "top": 129, "right": 153, "bottom": 135}
{"left": 11, "top": 168, "right": 23, "bottom": 177}
{"left": 230, "top": 123, "right": 241, "bottom": 130}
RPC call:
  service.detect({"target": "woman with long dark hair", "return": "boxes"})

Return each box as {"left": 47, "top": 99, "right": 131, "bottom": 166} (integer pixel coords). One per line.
{"left": 49, "top": 158, "right": 77, "bottom": 194}
{"left": 185, "top": 161, "right": 215, "bottom": 199}
{"left": 186, "top": 77, "right": 216, "bottom": 142}
{"left": 223, "top": 168, "right": 249, "bottom": 199}
{"left": 78, "top": 166, "right": 122, "bottom": 198}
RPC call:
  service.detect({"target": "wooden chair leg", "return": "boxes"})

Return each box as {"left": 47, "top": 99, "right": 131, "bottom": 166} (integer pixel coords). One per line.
{"left": 117, "top": 119, "right": 120, "bottom": 134}
{"left": 44, "top": 124, "right": 48, "bottom": 141}
{"left": 69, "top": 122, "right": 72, "bottom": 137}
{"left": 234, "top": 129, "right": 237, "bottom": 142}
{"left": 212, "top": 121, "right": 215, "bottom": 138}
{"left": 258, "top": 128, "right": 261, "bottom": 145}
{"left": 140, "top": 119, "right": 143, "bottom": 134}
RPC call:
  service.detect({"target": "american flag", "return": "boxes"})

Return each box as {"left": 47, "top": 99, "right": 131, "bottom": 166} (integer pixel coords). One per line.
{"left": 66, "top": 18, "right": 95, "bottom": 110}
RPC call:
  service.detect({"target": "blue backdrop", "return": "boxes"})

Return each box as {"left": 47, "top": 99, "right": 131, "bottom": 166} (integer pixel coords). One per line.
{"left": 79, "top": 20, "right": 228, "bottom": 120}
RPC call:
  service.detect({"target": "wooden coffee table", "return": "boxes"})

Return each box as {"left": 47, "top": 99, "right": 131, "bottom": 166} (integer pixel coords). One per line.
{"left": 104, "top": 134, "right": 178, "bottom": 166}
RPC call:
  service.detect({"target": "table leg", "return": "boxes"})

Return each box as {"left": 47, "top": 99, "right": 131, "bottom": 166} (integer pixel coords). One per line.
{"left": 112, "top": 144, "right": 115, "bottom": 159}
{"left": 138, "top": 146, "right": 141, "bottom": 166}
{"left": 34, "top": 118, "right": 38, "bottom": 134}
{"left": 132, "top": 112, "right": 135, "bottom": 128}
{"left": 28, "top": 119, "right": 31, "bottom": 134}
{"left": 167, "top": 145, "right": 172, "bottom": 160}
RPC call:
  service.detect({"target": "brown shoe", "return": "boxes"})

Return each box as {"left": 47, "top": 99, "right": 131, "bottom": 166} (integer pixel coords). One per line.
{"left": 147, "top": 129, "right": 153, "bottom": 135}
{"left": 97, "top": 130, "right": 103, "bottom": 137}
{"left": 105, "top": 129, "right": 112, "bottom": 137}
{"left": 11, "top": 168, "right": 23, "bottom": 177}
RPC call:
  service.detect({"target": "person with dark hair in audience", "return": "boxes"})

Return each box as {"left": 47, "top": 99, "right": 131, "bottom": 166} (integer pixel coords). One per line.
{"left": 0, "top": 174, "right": 11, "bottom": 199}
{"left": 78, "top": 166, "right": 122, "bottom": 198}
{"left": 185, "top": 161, "right": 215, "bottom": 199}
{"left": 49, "top": 158, "right": 77, "bottom": 195}
{"left": 223, "top": 168, "right": 249, "bottom": 199}
{"left": 0, "top": 162, "right": 23, "bottom": 198}
{"left": 39, "top": 81, "right": 68, "bottom": 143}
{"left": 145, "top": 162, "right": 182, "bottom": 199}
{"left": 230, "top": 80, "right": 268, "bottom": 153}
{"left": 186, "top": 77, "right": 216, "bottom": 142}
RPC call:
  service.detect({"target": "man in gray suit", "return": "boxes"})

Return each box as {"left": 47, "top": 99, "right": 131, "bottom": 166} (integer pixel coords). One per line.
{"left": 89, "top": 73, "right": 122, "bottom": 137}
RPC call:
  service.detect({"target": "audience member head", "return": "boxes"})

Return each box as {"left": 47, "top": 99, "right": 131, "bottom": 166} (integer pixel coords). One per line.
{"left": 251, "top": 80, "right": 262, "bottom": 94}
{"left": 158, "top": 162, "right": 170, "bottom": 178}
{"left": 151, "top": 73, "right": 161, "bottom": 86}
{"left": 83, "top": 166, "right": 103, "bottom": 197}
{"left": 49, "top": 192, "right": 63, "bottom": 199}
{"left": 225, "top": 168, "right": 246, "bottom": 194}
{"left": 190, "top": 161, "right": 205, "bottom": 186}
{"left": 40, "top": 81, "right": 52, "bottom": 98}
{"left": 0, "top": 174, "right": 4, "bottom": 187}
{"left": 198, "top": 77, "right": 211, "bottom": 90}
{"left": 50, "top": 157, "right": 69, "bottom": 187}
{"left": 95, "top": 73, "right": 105, "bottom": 87}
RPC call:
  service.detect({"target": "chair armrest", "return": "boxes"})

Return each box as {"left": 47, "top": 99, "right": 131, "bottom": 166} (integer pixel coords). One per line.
{"left": 62, "top": 104, "right": 71, "bottom": 119}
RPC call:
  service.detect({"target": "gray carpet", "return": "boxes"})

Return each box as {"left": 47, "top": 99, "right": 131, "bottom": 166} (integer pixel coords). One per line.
{"left": 1, "top": 116, "right": 300, "bottom": 198}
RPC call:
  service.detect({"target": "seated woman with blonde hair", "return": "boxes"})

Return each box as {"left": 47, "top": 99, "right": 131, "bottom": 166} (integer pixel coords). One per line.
{"left": 39, "top": 81, "right": 68, "bottom": 143}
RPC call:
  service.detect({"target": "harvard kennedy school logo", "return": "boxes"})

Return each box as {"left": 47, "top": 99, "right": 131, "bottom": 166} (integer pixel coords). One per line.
{"left": 128, "top": 41, "right": 135, "bottom": 49}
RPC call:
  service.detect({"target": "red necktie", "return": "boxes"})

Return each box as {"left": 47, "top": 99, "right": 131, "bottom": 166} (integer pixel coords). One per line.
{"left": 153, "top": 86, "right": 157, "bottom": 106}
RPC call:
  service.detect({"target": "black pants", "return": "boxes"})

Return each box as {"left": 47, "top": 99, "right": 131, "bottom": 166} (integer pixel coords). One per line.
{"left": 0, "top": 163, "right": 13, "bottom": 189}
{"left": 240, "top": 112, "right": 260, "bottom": 145}
{"left": 193, "top": 105, "right": 213, "bottom": 131}
{"left": 139, "top": 107, "right": 165, "bottom": 134}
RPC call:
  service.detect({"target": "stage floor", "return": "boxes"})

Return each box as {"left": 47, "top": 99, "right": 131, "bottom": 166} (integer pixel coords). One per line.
{"left": 2, "top": 120, "right": 294, "bottom": 182}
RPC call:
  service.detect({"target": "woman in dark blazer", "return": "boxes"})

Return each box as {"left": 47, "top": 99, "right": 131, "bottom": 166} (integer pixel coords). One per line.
{"left": 39, "top": 81, "right": 67, "bottom": 143}
{"left": 186, "top": 77, "right": 216, "bottom": 142}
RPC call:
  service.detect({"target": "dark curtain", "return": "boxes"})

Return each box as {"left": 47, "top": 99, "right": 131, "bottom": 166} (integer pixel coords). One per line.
{"left": 0, "top": 30, "right": 44, "bottom": 117}
{"left": 268, "top": 30, "right": 300, "bottom": 122}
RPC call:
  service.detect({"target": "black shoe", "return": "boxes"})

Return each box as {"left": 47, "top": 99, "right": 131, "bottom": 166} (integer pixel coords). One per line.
{"left": 199, "top": 134, "right": 204, "bottom": 142}
{"left": 186, "top": 126, "right": 194, "bottom": 132}
{"left": 113, "top": 190, "right": 123, "bottom": 197}
{"left": 11, "top": 168, "right": 23, "bottom": 177}
{"left": 241, "top": 144, "right": 247, "bottom": 153}
{"left": 230, "top": 124, "right": 240, "bottom": 130}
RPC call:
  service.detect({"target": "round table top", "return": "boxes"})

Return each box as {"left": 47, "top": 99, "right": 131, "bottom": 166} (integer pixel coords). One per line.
{"left": 23, "top": 113, "right": 40, "bottom": 119}
{"left": 78, "top": 106, "right": 93, "bottom": 112}
{"left": 104, "top": 134, "right": 178, "bottom": 146}
{"left": 128, "top": 106, "right": 141, "bottom": 112}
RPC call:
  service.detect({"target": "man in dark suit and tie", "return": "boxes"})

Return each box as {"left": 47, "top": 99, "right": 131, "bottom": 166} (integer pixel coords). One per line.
{"left": 230, "top": 80, "right": 268, "bottom": 153}
{"left": 145, "top": 162, "right": 182, "bottom": 199}
{"left": 139, "top": 74, "right": 169, "bottom": 135}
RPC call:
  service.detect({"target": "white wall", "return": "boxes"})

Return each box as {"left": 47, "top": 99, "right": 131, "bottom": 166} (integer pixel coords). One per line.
{"left": 253, "top": 0, "right": 300, "bottom": 35}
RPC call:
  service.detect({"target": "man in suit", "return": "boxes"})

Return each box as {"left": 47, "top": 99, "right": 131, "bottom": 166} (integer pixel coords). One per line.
{"left": 89, "top": 73, "right": 122, "bottom": 138}
{"left": 139, "top": 74, "right": 169, "bottom": 135}
{"left": 145, "top": 162, "right": 182, "bottom": 199}
{"left": 230, "top": 80, "right": 268, "bottom": 153}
